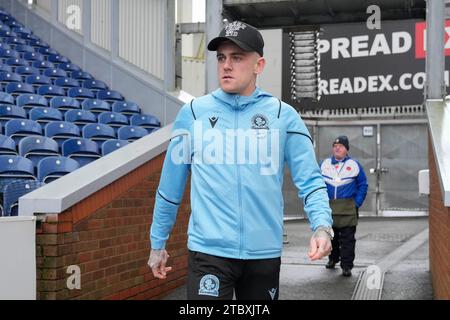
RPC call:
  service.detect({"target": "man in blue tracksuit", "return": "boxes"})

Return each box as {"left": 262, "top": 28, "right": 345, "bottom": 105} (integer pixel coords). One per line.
{"left": 148, "top": 21, "right": 333, "bottom": 300}
{"left": 321, "top": 136, "right": 368, "bottom": 277}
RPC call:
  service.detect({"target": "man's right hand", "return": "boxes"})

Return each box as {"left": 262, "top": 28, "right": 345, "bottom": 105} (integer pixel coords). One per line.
{"left": 148, "top": 249, "right": 172, "bottom": 279}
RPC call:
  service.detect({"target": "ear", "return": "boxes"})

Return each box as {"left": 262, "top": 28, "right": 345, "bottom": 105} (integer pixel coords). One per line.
{"left": 254, "top": 57, "right": 266, "bottom": 75}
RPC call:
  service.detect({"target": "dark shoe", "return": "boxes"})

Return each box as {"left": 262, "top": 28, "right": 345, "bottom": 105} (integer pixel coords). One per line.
{"left": 325, "top": 260, "right": 336, "bottom": 269}
{"left": 342, "top": 269, "right": 352, "bottom": 277}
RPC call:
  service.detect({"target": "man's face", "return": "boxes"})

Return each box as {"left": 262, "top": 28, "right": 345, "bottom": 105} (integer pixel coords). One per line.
{"left": 216, "top": 41, "right": 265, "bottom": 96}
{"left": 332, "top": 144, "right": 348, "bottom": 160}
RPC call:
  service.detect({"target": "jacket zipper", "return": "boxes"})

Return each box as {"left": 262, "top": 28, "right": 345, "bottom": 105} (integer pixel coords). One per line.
{"left": 235, "top": 96, "right": 243, "bottom": 258}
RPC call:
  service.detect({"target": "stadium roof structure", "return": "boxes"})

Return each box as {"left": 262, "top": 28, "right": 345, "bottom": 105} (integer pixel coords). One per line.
{"left": 222, "top": 0, "right": 426, "bottom": 28}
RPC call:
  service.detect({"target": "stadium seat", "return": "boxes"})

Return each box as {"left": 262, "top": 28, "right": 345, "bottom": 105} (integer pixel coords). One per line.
{"left": 98, "top": 111, "right": 128, "bottom": 133}
{"left": 5, "top": 119, "right": 42, "bottom": 144}
{"left": 71, "top": 71, "right": 93, "bottom": 81}
{"left": 83, "top": 123, "right": 116, "bottom": 148}
{"left": 19, "top": 136, "right": 59, "bottom": 167}
{"left": 6, "top": 82, "right": 35, "bottom": 97}
{"left": 82, "top": 99, "right": 110, "bottom": 115}
{"left": 43, "top": 68, "right": 68, "bottom": 80}
{"left": 0, "top": 104, "right": 26, "bottom": 127}
{"left": 11, "top": 26, "right": 32, "bottom": 38}
{"left": 68, "top": 87, "right": 95, "bottom": 102}
{"left": 0, "top": 43, "right": 12, "bottom": 51}
{"left": 59, "top": 63, "right": 81, "bottom": 77}
{"left": 32, "top": 60, "right": 55, "bottom": 71}
{"left": 50, "top": 96, "right": 80, "bottom": 114}
{"left": 112, "top": 101, "right": 141, "bottom": 119}
{"left": 117, "top": 125, "right": 148, "bottom": 142}
{"left": 83, "top": 79, "right": 108, "bottom": 92}
{"left": 102, "top": 139, "right": 129, "bottom": 156}
{"left": 48, "top": 54, "right": 70, "bottom": 65}
{"left": 54, "top": 77, "right": 80, "bottom": 91}
{"left": 3, "top": 180, "right": 45, "bottom": 216}
{"left": 29, "top": 39, "right": 50, "bottom": 49}
{"left": 97, "top": 89, "right": 124, "bottom": 103}
{"left": 37, "top": 85, "right": 66, "bottom": 99}
{"left": 6, "top": 37, "right": 27, "bottom": 47}
{"left": 38, "top": 47, "right": 58, "bottom": 57}
{"left": 23, "top": 51, "right": 45, "bottom": 62}
{"left": 29, "top": 107, "right": 63, "bottom": 126}
{"left": 0, "top": 92, "right": 15, "bottom": 105}
{"left": 15, "top": 44, "right": 34, "bottom": 54}
{"left": 6, "top": 57, "right": 29, "bottom": 68}
{"left": 130, "top": 114, "right": 161, "bottom": 132}
{"left": 0, "top": 48, "right": 20, "bottom": 62}
{"left": 0, "top": 64, "right": 13, "bottom": 73}
{"left": 0, "top": 71, "right": 22, "bottom": 84}
{"left": 16, "top": 94, "right": 48, "bottom": 113}
{"left": 65, "top": 109, "right": 97, "bottom": 129}
{"left": 37, "top": 156, "right": 80, "bottom": 183}
{"left": 16, "top": 66, "right": 40, "bottom": 79}
{"left": 26, "top": 74, "right": 52, "bottom": 89}
{"left": 62, "top": 138, "right": 101, "bottom": 167}
{"left": 0, "top": 155, "right": 36, "bottom": 186}
{"left": 45, "top": 121, "right": 81, "bottom": 148}
{"left": 0, "top": 134, "right": 17, "bottom": 156}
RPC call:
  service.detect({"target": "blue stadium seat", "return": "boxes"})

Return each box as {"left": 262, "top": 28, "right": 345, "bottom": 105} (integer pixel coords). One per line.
{"left": 0, "top": 71, "right": 22, "bottom": 83}
{"left": 38, "top": 47, "right": 58, "bottom": 56}
{"left": 0, "top": 43, "right": 12, "bottom": 51}
{"left": 102, "top": 139, "right": 129, "bottom": 156}
{"left": 0, "top": 92, "right": 15, "bottom": 105}
{"left": 0, "top": 155, "right": 36, "bottom": 187}
{"left": 29, "top": 39, "right": 50, "bottom": 49}
{"left": 16, "top": 45, "right": 35, "bottom": 54}
{"left": 3, "top": 180, "right": 45, "bottom": 216}
{"left": 97, "top": 89, "right": 124, "bottom": 103}
{"left": 37, "top": 85, "right": 65, "bottom": 99}
{"left": 11, "top": 26, "right": 32, "bottom": 37}
{"left": 71, "top": 71, "right": 93, "bottom": 81}
{"left": 130, "top": 114, "right": 161, "bottom": 132}
{"left": 98, "top": 111, "right": 128, "bottom": 133}
{"left": 117, "top": 125, "right": 149, "bottom": 142}
{"left": 48, "top": 54, "right": 70, "bottom": 65}
{"left": 68, "top": 87, "right": 95, "bottom": 101}
{"left": 59, "top": 63, "right": 81, "bottom": 76}
{"left": 45, "top": 121, "right": 81, "bottom": 148}
{"left": 0, "top": 104, "right": 26, "bottom": 127}
{"left": 83, "top": 79, "right": 108, "bottom": 92}
{"left": 81, "top": 99, "right": 111, "bottom": 115}
{"left": 16, "top": 94, "right": 48, "bottom": 113}
{"left": 62, "top": 138, "right": 101, "bottom": 167}
{"left": 0, "top": 48, "right": 20, "bottom": 61}
{"left": 6, "top": 57, "right": 29, "bottom": 68}
{"left": 65, "top": 109, "right": 97, "bottom": 129}
{"left": 22, "top": 34, "right": 40, "bottom": 43}
{"left": 32, "top": 60, "right": 55, "bottom": 71}
{"left": 37, "top": 156, "right": 80, "bottom": 183}
{"left": 83, "top": 123, "right": 116, "bottom": 148}
{"left": 6, "top": 82, "right": 35, "bottom": 97}
{"left": 5, "top": 119, "right": 42, "bottom": 144}
{"left": 6, "top": 37, "right": 27, "bottom": 47}
{"left": 112, "top": 101, "right": 141, "bottom": 119}
{"left": 26, "top": 74, "right": 52, "bottom": 89}
{"left": 0, "top": 134, "right": 17, "bottom": 156}
{"left": 29, "top": 107, "right": 63, "bottom": 126}
{"left": 0, "top": 64, "right": 13, "bottom": 73}
{"left": 16, "top": 66, "right": 40, "bottom": 78}
{"left": 43, "top": 68, "right": 68, "bottom": 79}
{"left": 50, "top": 96, "right": 80, "bottom": 114}
{"left": 54, "top": 77, "right": 80, "bottom": 91}
{"left": 23, "top": 51, "right": 45, "bottom": 62}
{"left": 19, "top": 135, "right": 59, "bottom": 167}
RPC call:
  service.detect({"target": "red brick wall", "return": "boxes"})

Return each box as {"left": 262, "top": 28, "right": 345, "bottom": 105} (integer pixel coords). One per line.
{"left": 36, "top": 153, "right": 190, "bottom": 300}
{"left": 428, "top": 138, "right": 450, "bottom": 300}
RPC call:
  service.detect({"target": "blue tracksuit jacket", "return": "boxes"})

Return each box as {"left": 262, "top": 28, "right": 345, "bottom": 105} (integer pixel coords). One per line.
{"left": 150, "top": 87, "right": 332, "bottom": 259}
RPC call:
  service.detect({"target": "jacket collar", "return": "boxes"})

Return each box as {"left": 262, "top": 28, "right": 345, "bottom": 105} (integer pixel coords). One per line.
{"left": 211, "top": 87, "right": 272, "bottom": 111}
{"left": 331, "top": 155, "right": 350, "bottom": 165}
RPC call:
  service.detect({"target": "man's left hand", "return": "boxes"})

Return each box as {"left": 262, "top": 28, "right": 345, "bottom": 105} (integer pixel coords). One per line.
{"left": 308, "top": 229, "right": 332, "bottom": 261}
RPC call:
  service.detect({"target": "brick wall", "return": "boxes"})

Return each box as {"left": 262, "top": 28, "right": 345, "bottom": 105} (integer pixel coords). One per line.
{"left": 428, "top": 138, "right": 450, "bottom": 300}
{"left": 36, "top": 153, "right": 190, "bottom": 300}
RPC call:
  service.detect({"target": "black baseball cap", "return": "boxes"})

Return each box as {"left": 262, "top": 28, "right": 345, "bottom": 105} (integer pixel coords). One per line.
{"left": 207, "top": 21, "right": 264, "bottom": 57}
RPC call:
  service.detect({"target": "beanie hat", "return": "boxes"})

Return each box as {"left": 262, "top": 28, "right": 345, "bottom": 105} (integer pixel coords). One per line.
{"left": 333, "top": 136, "right": 350, "bottom": 151}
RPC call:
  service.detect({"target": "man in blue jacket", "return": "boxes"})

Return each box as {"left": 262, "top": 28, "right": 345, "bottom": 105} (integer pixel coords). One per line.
{"left": 148, "top": 21, "right": 333, "bottom": 300}
{"left": 321, "top": 136, "right": 368, "bottom": 277}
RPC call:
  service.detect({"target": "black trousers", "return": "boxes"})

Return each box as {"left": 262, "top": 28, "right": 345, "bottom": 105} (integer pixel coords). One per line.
{"left": 187, "top": 250, "right": 281, "bottom": 300}
{"left": 329, "top": 226, "right": 356, "bottom": 270}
